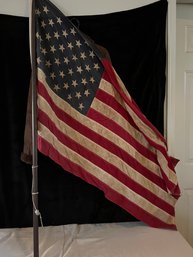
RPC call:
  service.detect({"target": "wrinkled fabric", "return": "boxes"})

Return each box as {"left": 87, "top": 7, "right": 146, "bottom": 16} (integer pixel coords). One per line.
{"left": 0, "top": 222, "right": 193, "bottom": 257}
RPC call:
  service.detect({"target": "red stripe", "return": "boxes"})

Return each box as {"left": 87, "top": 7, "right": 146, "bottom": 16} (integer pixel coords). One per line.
{"left": 39, "top": 109, "right": 175, "bottom": 215}
{"left": 38, "top": 81, "right": 167, "bottom": 190}
{"left": 95, "top": 88, "right": 141, "bottom": 131}
{"left": 38, "top": 136, "right": 176, "bottom": 229}
{"left": 160, "top": 168, "right": 181, "bottom": 198}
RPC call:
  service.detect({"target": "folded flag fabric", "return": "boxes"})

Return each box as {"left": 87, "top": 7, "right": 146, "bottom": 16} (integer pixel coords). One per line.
{"left": 34, "top": 0, "right": 180, "bottom": 228}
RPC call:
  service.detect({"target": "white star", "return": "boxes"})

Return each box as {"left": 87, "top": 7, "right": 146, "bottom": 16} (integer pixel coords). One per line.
{"left": 68, "top": 68, "right": 73, "bottom": 75}
{"left": 37, "top": 57, "right": 41, "bottom": 64}
{"left": 35, "top": 9, "right": 41, "bottom": 15}
{"left": 36, "top": 32, "right": 40, "bottom": 39}
{"left": 76, "top": 40, "right": 82, "bottom": 48}
{"left": 45, "top": 33, "right": 51, "bottom": 41}
{"left": 70, "top": 27, "right": 76, "bottom": 35}
{"left": 63, "top": 83, "right": 69, "bottom": 90}
{"left": 67, "top": 94, "right": 72, "bottom": 100}
{"left": 59, "top": 71, "right": 65, "bottom": 78}
{"left": 43, "top": 6, "right": 49, "bottom": 14}
{"left": 72, "top": 55, "right": 78, "bottom": 61}
{"left": 54, "top": 84, "right": 60, "bottom": 91}
{"left": 55, "top": 58, "right": 61, "bottom": 66}
{"left": 72, "top": 80, "right": 78, "bottom": 87}
{"left": 89, "top": 51, "right": 95, "bottom": 58}
{"left": 67, "top": 42, "right": 73, "bottom": 50}
{"left": 41, "top": 47, "right": 47, "bottom": 55}
{"left": 64, "top": 57, "right": 70, "bottom": 64}
{"left": 59, "top": 44, "right": 65, "bottom": 52}
{"left": 84, "top": 89, "right": 90, "bottom": 97}
{"left": 90, "top": 77, "right": 95, "bottom": 83}
{"left": 57, "top": 17, "right": 62, "bottom": 25}
{"left": 50, "top": 72, "right": 56, "bottom": 80}
{"left": 62, "top": 30, "right": 68, "bottom": 37}
{"left": 85, "top": 65, "right": 91, "bottom": 72}
{"left": 79, "top": 103, "right": 84, "bottom": 110}
{"left": 36, "top": 32, "right": 42, "bottom": 41}
{"left": 48, "top": 19, "right": 54, "bottom": 27}
{"left": 94, "top": 63, "right": 100, "bottom": 70}
{"left": 50, "top": 45, "right": 56, "bottom": 53}
{"left": 41, "top": 20, "right": 46, "bottom": 28}
{"left": 77, "top": 66, "right": 83, "bottom": 74}
{"left": 75, "top": 92, "right": 81, "bottom": 99}
{"left": 81, "top": 78, "right": 87, "bottom": 85}
{"left": 54, "top": 32, "right": 60, "bottom": 39}
{"left": 80, "top": 52, "right": 86, "bottom": 60}
{"left": 45, "top": 60, "right": 51, "bottom": 67}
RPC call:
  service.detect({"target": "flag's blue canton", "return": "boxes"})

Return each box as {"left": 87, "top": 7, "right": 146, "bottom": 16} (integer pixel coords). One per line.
{"left": 35, "top": 0, "right": 104, "bottom": 114}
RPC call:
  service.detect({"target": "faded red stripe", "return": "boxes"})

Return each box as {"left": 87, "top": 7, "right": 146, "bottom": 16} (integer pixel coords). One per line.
{"left": 160, "top": 167, "right": 181, "bottom": 199}
{"left": 95, "top": 88, "right": 140, "bottom": 130}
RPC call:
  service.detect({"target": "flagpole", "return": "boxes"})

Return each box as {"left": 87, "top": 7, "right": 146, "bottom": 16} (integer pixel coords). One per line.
{"left": 30, "top": 0, "right": 39, "bottom": 256}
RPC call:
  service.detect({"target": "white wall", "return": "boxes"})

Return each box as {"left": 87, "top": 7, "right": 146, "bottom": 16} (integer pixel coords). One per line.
{"left": 0, "top": 0, "right": 159, "bottom": 16}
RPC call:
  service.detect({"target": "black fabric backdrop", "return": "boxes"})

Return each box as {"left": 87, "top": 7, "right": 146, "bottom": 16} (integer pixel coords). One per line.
{"left": 0, "top": 0, "right": 167, "bottom": 228}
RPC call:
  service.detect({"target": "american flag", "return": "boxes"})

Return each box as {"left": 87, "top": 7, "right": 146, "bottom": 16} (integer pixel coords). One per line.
{"left": 35, "top": 0, "right": 180, "bottom": 228}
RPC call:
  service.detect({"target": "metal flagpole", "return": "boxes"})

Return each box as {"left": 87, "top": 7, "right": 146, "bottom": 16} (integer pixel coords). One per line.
{"left": 30, "top": 0, "right": 39, "bottom": 256}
